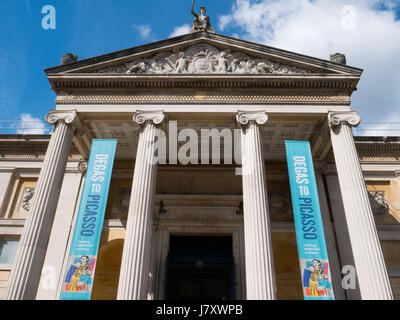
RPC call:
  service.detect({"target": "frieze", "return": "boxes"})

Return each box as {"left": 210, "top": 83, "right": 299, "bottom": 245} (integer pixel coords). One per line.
{"left": 55, "top": 88, "right": 351, "bottom": 105}
{"left": 95, "top": 44, "right": 313, "bottom": 75}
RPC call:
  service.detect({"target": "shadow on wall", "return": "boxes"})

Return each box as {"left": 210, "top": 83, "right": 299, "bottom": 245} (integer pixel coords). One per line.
{"left": 91, "top": 239, "right": 124, "bottom": 300}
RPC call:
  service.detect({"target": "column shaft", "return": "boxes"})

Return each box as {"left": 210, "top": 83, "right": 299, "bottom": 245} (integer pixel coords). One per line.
{"left": 315, "top": 169, "right": 346, "bottom": 300}
{"left": 36, "top": 171, "right": 84, "bottom": 300}
{"left": 325, "top": 174, "right": 361, "bottom": 299}
{"left": 237, "top": 112, "right": 276, "bottom": 300}
{"left": 329, "top": 112, "right": 393, "bottom": 300}
{"left": 5, "top": 118, "right": 75, "bottom": 300}
{"left": 117, "top": 111, "right": 164, "bottom": 300}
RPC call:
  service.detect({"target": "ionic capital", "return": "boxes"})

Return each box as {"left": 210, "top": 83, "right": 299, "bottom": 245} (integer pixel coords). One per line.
{"left": 395, "top": 170, "right": 400, "bottom": 180}
{"left": 46, "top": 110, "right": 77, "bottom": 125}
{"left": 328, "top": 111, "right": 361, "bottom": 129}
{"left": 236, "top": 111, "right": 268, "bottom": 127}
{"left": 46, "top": 110, "right": 85, "bottom": 136}
{"left": 133, "top": 110, "right": 165, "bottom": 126}
{"left": 78, "top": 160, "right": 88, "bottom": 173}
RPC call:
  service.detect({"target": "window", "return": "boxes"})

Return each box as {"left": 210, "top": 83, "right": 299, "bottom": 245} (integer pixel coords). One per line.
{"left": 0, "top": 238, "right": 19, "bottom": 265}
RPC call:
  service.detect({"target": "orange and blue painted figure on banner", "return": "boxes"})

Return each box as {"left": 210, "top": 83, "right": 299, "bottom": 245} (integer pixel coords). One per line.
{"left": 64, "top": 255, "right": 96, "bottom": 293}
{"left": 303, "top": 259, "right": 331, "bottom": 298}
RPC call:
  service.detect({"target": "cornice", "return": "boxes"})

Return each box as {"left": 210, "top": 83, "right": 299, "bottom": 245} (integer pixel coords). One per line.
{"left": 48, "top": 75, "right": 359, "bottom": 90}
{"left": 45, "top": 32, "right": 363, "bottom": 76}
{"left": 0, "top": 140, "right": 82, "bottom": 161}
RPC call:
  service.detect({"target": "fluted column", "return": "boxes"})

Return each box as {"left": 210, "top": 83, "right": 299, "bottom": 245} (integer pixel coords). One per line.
{"left": 5, "top": 110, "right": 80, "bottom": 300}
{"left": 117, "top": 111, "right": 165, "bottom": 300}
{"left": 314, "top": 165, "right": 346, "bottom": 300}
{"left": 236, "top": 111, "right": 276, "bottom": 300}
{"left": 328, "top": 111, "right": 393, "bottom": 300}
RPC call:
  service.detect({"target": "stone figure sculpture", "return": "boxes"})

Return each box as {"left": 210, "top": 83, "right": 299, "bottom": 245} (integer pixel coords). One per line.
{"left": 190, "top": 0, "right": 215, "bottom": 33}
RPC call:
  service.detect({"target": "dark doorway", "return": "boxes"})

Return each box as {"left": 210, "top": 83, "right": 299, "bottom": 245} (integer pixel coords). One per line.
{"left": 164, "top": 235, "right": 235, "bottom": 300}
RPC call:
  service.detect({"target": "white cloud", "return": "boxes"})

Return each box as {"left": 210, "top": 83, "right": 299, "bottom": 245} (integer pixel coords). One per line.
{"left": 132, "top": 24, "right": 152, "bottom": 39}
{"left": 15, "top": 113, "right": 49, "bottom": 135}
{"left": 218, "top": 0, "right": 400, "bottom": 130}
{"left": 169, "top": 24, "right": 191, "bottom": 38}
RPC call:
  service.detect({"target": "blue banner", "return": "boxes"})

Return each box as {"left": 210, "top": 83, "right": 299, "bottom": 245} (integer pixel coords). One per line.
{"left": 60, "top": 139, "right": 117, "bottom": 300}
{"left": 285, "top": 141, "right": 334, "bottom": 300}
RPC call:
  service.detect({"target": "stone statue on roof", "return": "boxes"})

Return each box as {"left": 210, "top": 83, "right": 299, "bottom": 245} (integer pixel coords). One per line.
{"left": 190, "top": 0, "right": 215, "bottom": 33}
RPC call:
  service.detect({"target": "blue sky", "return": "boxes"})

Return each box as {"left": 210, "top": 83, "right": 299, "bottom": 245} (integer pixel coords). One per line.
{"left": 0, "top": 0, "right": 399, "bottom": 135}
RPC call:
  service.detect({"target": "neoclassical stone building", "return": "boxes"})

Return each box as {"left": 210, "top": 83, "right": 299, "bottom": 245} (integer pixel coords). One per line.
{"left": 0, "top": 31, "right": 399, "bottom": 300}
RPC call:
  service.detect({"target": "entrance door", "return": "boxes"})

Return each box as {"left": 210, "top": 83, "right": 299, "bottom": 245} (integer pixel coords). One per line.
{"left": 164, "top": 236, "right": 235, "bottom": 300}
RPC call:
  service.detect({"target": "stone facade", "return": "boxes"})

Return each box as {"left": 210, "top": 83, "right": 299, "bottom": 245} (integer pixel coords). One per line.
{"left": 0, "top": 32, "right": 398, "bottom": 300}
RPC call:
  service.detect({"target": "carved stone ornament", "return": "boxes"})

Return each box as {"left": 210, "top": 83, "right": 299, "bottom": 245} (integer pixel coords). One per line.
{"left": 46, "top": 110, "right": 85, "bottom": 135}
{"left": 96, "top": 43, "right": 312, "bottom": 75}
{"left": 268, "top": 191, "right": 291, "bottom": 216}
{"left": 61, "top": 53, "right": 78, "bottom": 65}
{"left": 328, "top": 111, "right": 361, "bottom": 129}
{"left": 395, "top": 171, "right": 400, "bottom": 179}
{"left": 46, "top": 110, "right": 78, "bottom": 126}
{"left": 236, "top": 111, "right": 269, "bottom": 126}
{"left": 114, "top": 188, "right": 131, "bottom": 214}
{"left": 20, "top": 187, "right": 35, "bottom": 213}
{"left": 78, "top": 160, "right": 88, "bottom": 172}
{"left": 133, "top": 111, "right": 165, "bottom": 125}
{"left": 368, "top": 191, "right": 389, "bottom": 216}
{"left": 330, "top": 53, "right": 347, "bottom": 65}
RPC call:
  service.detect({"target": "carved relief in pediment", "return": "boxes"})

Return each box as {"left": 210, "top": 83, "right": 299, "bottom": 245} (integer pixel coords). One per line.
{"left": 96, "top": 44, "right": 312, "bottom": 75}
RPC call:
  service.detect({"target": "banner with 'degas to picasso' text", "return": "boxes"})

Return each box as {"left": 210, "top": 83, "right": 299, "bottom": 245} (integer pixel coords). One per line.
{"left": 60, "top": 139, "right": 117, "bottom": 300}
{"left": 285, "top": 141, "right": 334, "bottom": 300}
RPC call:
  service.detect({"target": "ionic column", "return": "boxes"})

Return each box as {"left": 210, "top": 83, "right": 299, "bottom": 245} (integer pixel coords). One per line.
{"left": 314, "top": 165, "right": 346, "bottom": 300}
{"left": 328, "top": 111, "right": 393, "bottom": 300}
{"left": 236, "top": 111, "right": 276, "bottom": 300}
{"left": 117, "top": 111, "right": 165, "bottom": 300}
{"left": 5, "top": 110, "right": 80, "bottom": 300}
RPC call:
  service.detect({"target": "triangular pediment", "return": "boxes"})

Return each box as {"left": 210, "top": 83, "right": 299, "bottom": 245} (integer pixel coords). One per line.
{"left": 45, "top": 32, "right": 362, "bottom": 77}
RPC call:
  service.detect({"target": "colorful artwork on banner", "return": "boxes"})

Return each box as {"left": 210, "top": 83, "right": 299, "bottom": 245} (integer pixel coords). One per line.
{"left": 60, "top": 139, "right": 117, "bottom": 300}
{"left": 302, "top": 259, "right": 332, "bottom": 298}
{"left": 63, "top": 255, "right": 96, "bottom": 293}
{"left": 285, "top": 141, "right": 334, "bottom": 300}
